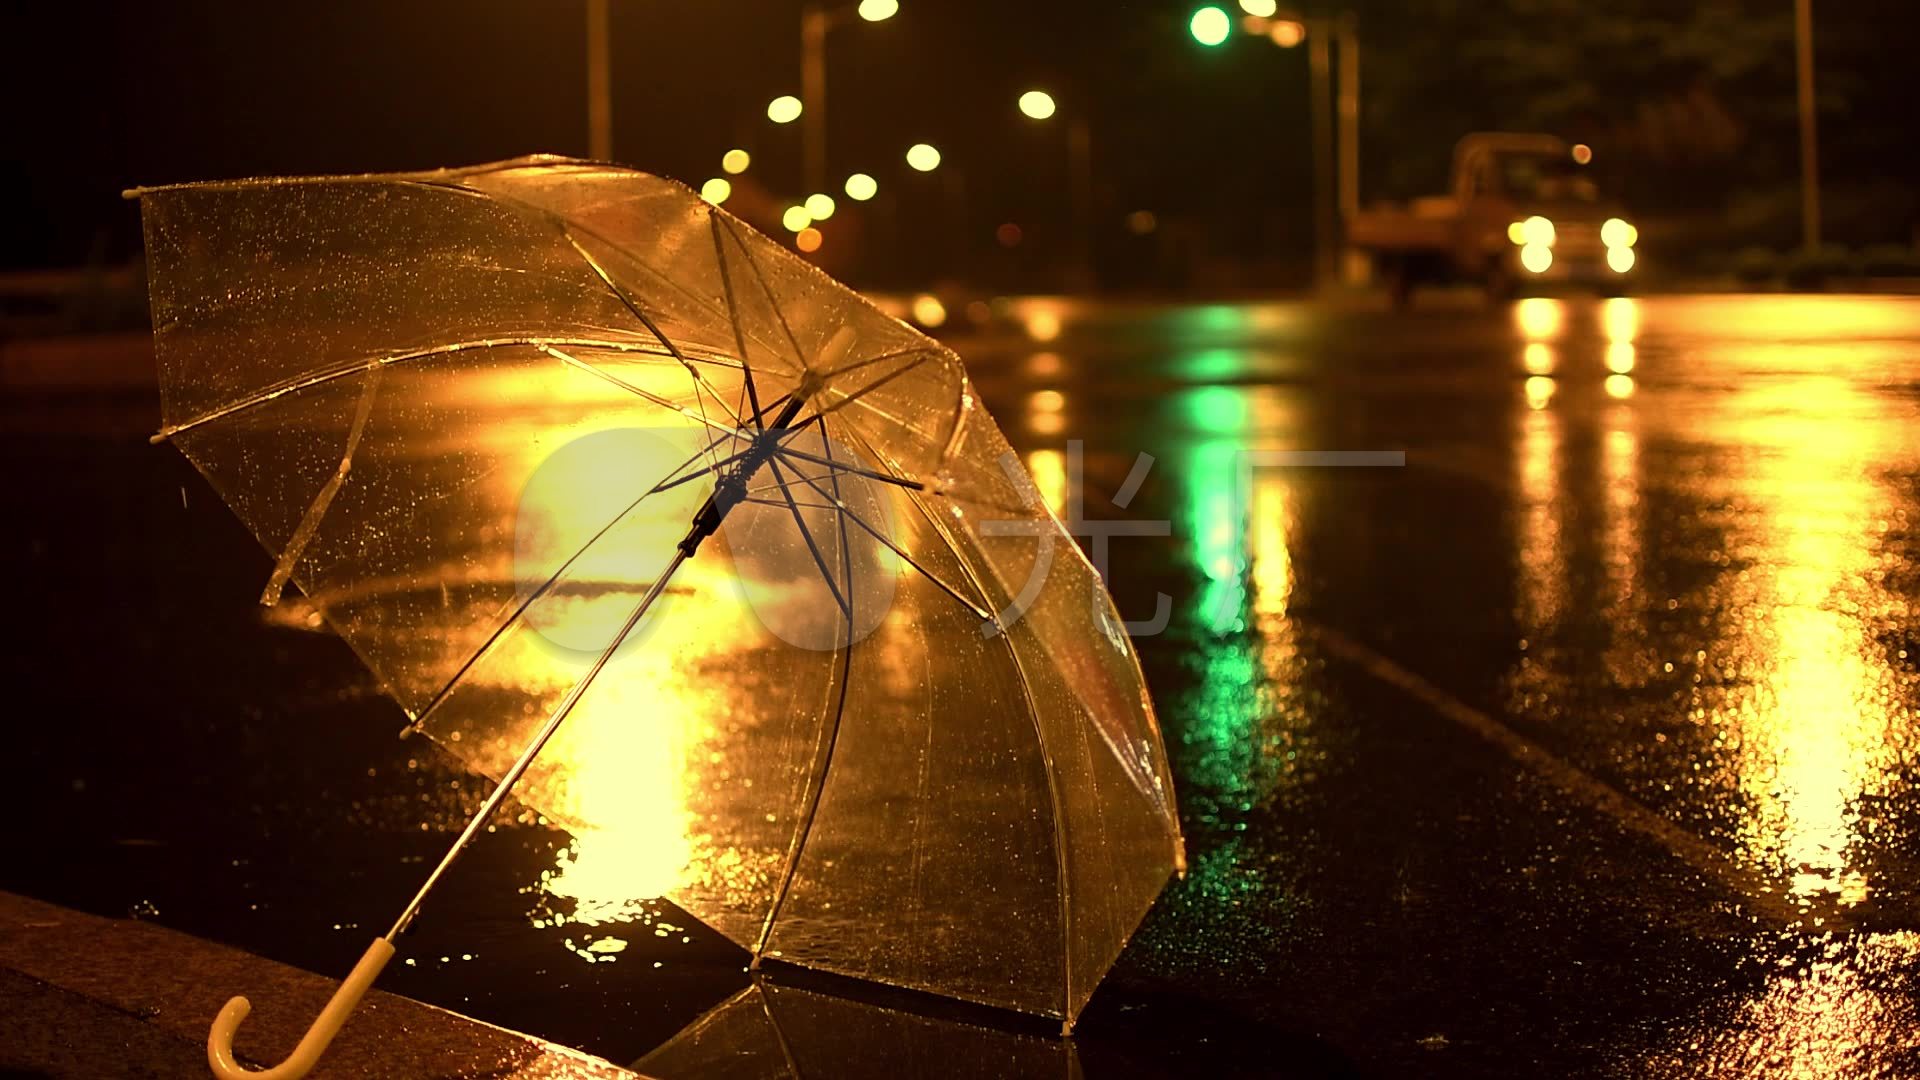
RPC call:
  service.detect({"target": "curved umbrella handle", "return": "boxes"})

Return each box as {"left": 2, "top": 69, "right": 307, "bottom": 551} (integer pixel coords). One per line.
{"left": 207, "top": 937, "right": 395, "bottom": 1080}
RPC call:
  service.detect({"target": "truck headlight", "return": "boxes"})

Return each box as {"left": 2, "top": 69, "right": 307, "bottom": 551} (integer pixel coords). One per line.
{"left": 1601, "top": 217, "right": 1638, "bottom": 248}
{"left": 1515, "top": 215, "right": 1556, "bottom": 248}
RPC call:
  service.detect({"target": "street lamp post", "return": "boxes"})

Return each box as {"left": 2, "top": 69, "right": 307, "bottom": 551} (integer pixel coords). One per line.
{"left": 1019, "top": 89, "right": 1095, "bottom": 292}
{"left": 800, "top": 0, "right": 897, "bottom": 196}
{"left": 1794, "top": 0, "right": 1820, "bottom": 250}
{"left": 585, "top": 0, "right": 612, "bottom": 160}
{"left": 1214, "top": 7, "right": 1361, "bottom": 287}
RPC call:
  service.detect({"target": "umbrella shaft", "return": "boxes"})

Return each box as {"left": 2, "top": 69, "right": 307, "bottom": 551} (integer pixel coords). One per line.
{"left": 384, "top": 547, "right": 691, "bottom": 942}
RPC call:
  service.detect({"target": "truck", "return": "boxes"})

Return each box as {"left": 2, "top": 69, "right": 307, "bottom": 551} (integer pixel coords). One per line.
{"left": 1348, "top": 133, "right": 1640, "bottom": 306}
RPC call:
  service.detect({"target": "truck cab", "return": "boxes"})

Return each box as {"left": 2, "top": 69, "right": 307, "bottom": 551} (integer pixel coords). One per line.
{"left": 1350, "top": 133, "right": 1640, "bottom": 305}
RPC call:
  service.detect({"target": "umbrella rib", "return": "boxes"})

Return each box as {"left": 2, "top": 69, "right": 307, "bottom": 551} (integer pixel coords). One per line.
{"left": 765, "top": 455, "right": 851, "bottom": 617}
{"left": 405, "top": 466, "right": 692, "bottom": 734}
{"left": 778, "top": 447, "right": 995, "bottom": 623}
{"left": 708, "top": 211, "right": 766, "bottom": 431}
{"left": 771, "top": 445, "right": 925, "bottom": 492}
{"left": 714, "top": 215, "right": 810, "bottom": 373}
{"left": 150, "top": 336, "right": 680, "bottom": 444}
{"left": 257, "top": 365, "right": 383, "bottom": 607}
{"left": 777, "top": 350, "right": 935, "bottom": 431}
{"left": 743, "top": 495, "right": 834, "bottom": 510}
{"left": 539, "top": 344, "right": 742, "bottom": 441}
{"left": 814, "top": 345, "right": 928, "bottom": 381}
{"left": 556, "top": 227, "right": 748, "bottom": 436}
{"left": 756, "top": 421, "right": 861, "bottom": 959}
{"left": 650, "top": 445, "right": 755, "bottom": 495}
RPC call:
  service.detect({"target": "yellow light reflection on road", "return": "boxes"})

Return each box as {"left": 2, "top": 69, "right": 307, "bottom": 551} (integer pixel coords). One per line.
{"left": 1025, "top": 306, "right": 1063, "bottom": 342}
{"left": 1683, "top": 308, "right": 1915, "bottom": 910}
{"left": 1524, "top": 342, "right": 1555, "bottom": 375}
{"left": 1024, "top": 448, "right": 1067, "bottom": 517}
{"left": 1515, "top": 297, "right": 1564, "bottom": 341}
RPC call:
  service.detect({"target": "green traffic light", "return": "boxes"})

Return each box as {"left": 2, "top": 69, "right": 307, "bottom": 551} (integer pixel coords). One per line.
{"left": 1190, "top": 6, "right": 1231, "bottom": 46}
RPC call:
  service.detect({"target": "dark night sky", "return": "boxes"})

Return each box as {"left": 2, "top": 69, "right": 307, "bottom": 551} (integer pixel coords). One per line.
{"left": 9, "top": 0, "right": 1318, "bottom": 270}
{"left": 6, "top": 1, "right": 1915, "bottom": 272}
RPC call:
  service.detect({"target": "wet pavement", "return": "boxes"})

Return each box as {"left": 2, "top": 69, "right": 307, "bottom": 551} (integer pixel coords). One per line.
{"left": 6, "top": 293, "right": 1920, "bottom": 1077}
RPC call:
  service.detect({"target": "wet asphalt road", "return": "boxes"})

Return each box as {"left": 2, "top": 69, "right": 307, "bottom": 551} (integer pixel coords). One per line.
{"left": 7, "top": 292, "right": 1920, "bottom": 1077}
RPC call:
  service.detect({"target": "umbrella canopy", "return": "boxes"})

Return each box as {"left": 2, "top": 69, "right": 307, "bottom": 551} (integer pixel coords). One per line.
{"left": 639, "top": 973, "right": 1080, "bottom": 1079}
{"left": 131, "top": 156, "right": 1182, "bottom": 1066}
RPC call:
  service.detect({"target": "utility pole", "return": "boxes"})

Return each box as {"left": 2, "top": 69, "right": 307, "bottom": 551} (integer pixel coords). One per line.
{"left": 1794, "top": 0, "right": 1820, "bottom": 250}
{"left": 801, "top": 6, "right": 830, "bottom": 196}
{"left": 1335, "top": 16, "right": 1360, "bottom": 227}
{"left": 1308, "top": 19, "right": 1336, "bottom": 287}
{"left": 586, "top": 0, "right": 612, "bottom": 161}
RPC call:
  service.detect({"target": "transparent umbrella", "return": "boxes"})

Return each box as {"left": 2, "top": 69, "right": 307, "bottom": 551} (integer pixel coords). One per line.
{"left": 129, "top": 156, "right": 1183, "bottom": 1079}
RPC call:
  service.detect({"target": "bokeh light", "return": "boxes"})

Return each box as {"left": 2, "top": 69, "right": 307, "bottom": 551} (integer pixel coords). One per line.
{"left": 1520, "top": 243, "right": 1553, "bottom": 274}
{"left": 1268, "top": 18, "right": 1305, "bottom": 46}
{"left": 1602, "top": 217, "right": 1639, "bottom": 249}
{"left": 1238, "top": 0, "right": 1277, "bottom": 15}
{"left": 1608, "top": 246, "right": 1637, "bottom": 273}
{"left": 1571, "top": 143, "right": 1593, "bottom": 165}
{"left": 906, "top": 143, "right": 942, "bottom": 171}
{"left": 996, "top": 222, "right": 1023, "bottom": 247}
{"left": 805, "top": 193, "right": 836, "bottom": 220}
{"left": 781, "top": 205, "right": 812, "bottom": 232}
{"left": 1018, "top": 90, "right": 1057, "bottom": 120}
{"left": 1190, "top": 6, "right": 1231, "bottom": 46}
{"left": 910, "top": 293, "right": 947, "bottom": 327}
{"left": 794, "top": 227, "right": 823, "bottom": 253}
{"left": 698, "top": 178, "right": 731, "bottom": 205}
{"left": 844, "top": 173, "right": 878, "bottom": 201}
{"left": 1127, "top": 210, "right": 1159, "bottom": 235}
{"left": 720, "top": 149, "right": 750, "bottom": 175}
{"left": 1521, "top": 215, "right": 1556, "bottom": 247}
{"left": 857, "top": 0, "right": 898, "bottom": 21}
{"left": 767, "top": 96, "right": 803, "bottom": 124}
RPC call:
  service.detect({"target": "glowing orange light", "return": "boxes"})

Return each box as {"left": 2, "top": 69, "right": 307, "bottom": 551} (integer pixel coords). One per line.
{"left": 1571, "top": 143, "right": 1593, "bottom": 164}
{"left": 794, "top": 227, "right": 823, "bottom": 253}
{"left": 996, "top": 222, "right": 1023, "bottom": 247}
{"left": 1268, "top": 18, "right": 1305, "bottom": 46}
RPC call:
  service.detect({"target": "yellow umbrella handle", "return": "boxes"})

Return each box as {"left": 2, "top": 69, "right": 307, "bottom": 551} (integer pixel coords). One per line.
{"left": 207, "top": 937, "right": 395, "bottom": 1080}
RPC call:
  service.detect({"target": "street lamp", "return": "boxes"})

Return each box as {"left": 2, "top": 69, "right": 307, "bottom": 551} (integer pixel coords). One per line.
{"left": 1018, "top": 90, "right": 1094, "bottom": 292}
{"left": 1190, "top": 6, "right": 1231, "bottom": 46}
{"left": 801, "top": 0, "right": 899, "bottom": 194}
{"left": 1018, "top": 90, "right": 1057, "bottom": 121}
{"left": 767, "top": 95, "right": 804, "bottom": 125}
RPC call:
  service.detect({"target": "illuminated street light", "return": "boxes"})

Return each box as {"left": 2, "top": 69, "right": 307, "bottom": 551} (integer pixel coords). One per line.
{"left": 721, "top": 149, "right": 751, "bottom": 174}
{"left": 1018, "top": 90, "right": 1057, "bottom": 121}
{"left": 805, "top": 192, "right": 837, "bottom": 220}
{"left": 782, "top": 205, "right": 813, "bottom": 232}
{"left": 802, "top": 1, "right": 897, "bottom": 195}
{"left": 767, "top": 95, "right": 804, "bottom": 124}
{"left": 844, "top": 172, "right": 878, "bottom": 200}
{"left": 699, "top": 178, "right": 732, "bottom": 205}
{"left": 1190, "top": 6, "right": 1231, "bottom": 46}
{"left": 906, "top": 143, "right": 942, "bottom": 171}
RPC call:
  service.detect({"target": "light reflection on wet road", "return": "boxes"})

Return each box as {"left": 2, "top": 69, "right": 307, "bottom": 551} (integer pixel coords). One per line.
{"left": 7, "top": 292, "right": 1920, "bottom": 1076}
